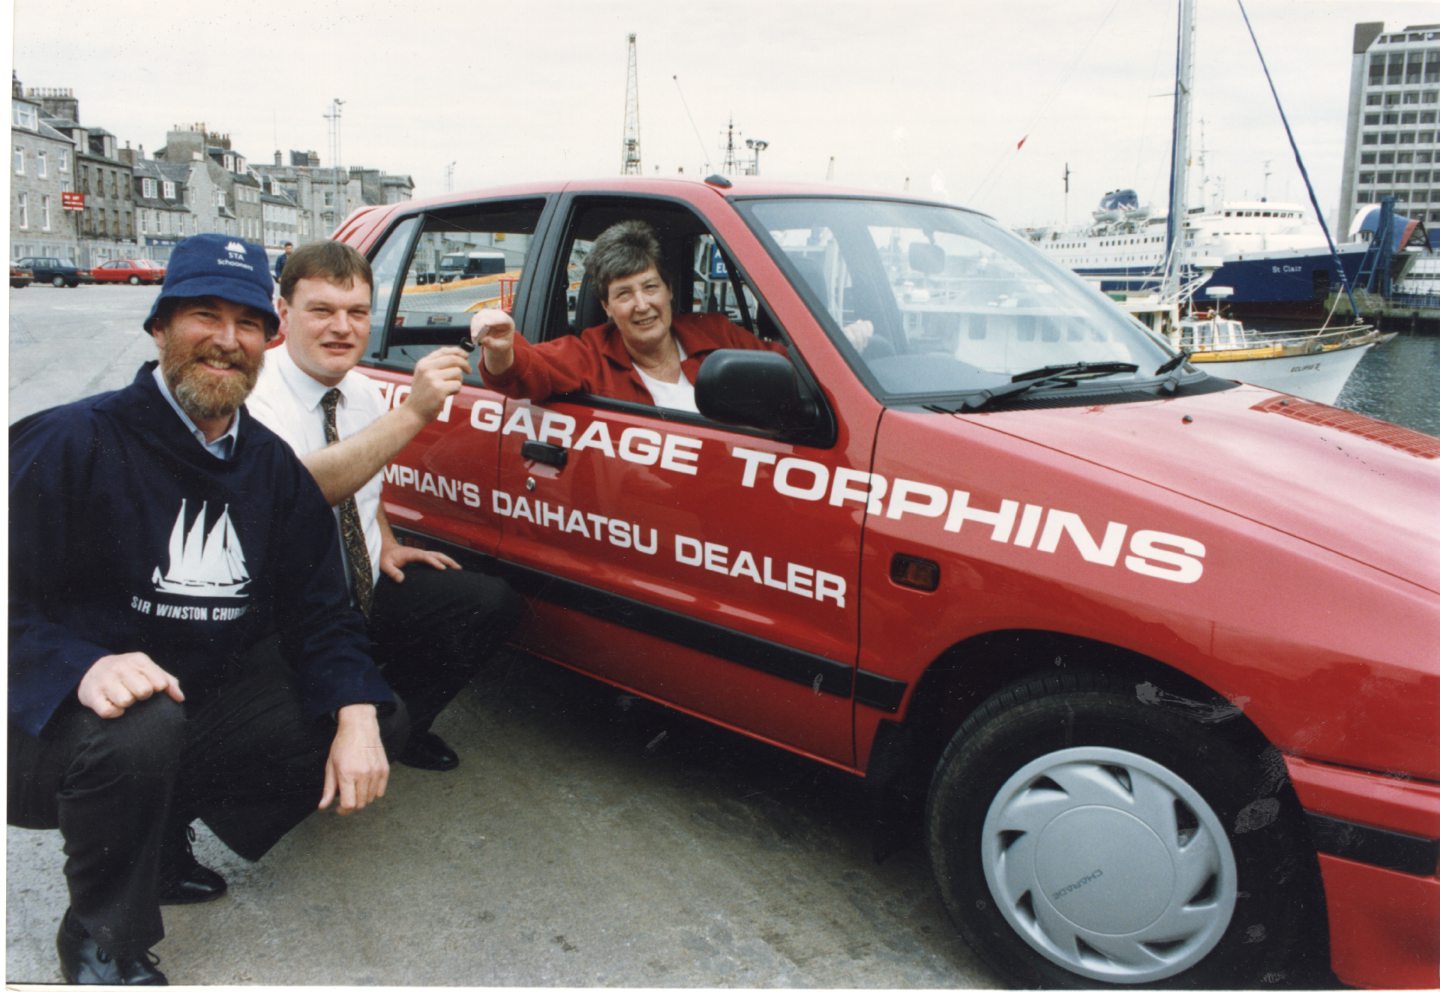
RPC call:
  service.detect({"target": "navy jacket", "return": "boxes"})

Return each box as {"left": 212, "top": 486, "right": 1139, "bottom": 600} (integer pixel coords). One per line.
{"left": 9, "top": 363, "right": 393, "bottom": 737}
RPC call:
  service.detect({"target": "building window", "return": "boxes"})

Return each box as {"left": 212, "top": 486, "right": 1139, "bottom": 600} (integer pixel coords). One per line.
{"left": 216, "top": 190, "right": 225, "bottom": 207}
{"left": 142, "top": 178, "right": 157, "bottom": 198}
{"left": 37, "top": 150, "right": 47, "bottom": 178}
{"left": 59, "top": 148, "right": 69, "bottom": 173}
{"left": 41, "top": 195, "right": 51, "bottom": 231}
{"left": 12, "top": 103, "right": 37, "bottom": 130}
{"left": 13, "top": 145, "right": 24, "bottom": 175}
{"left": 18, "top": 192, "right": 28, "bottom": 229}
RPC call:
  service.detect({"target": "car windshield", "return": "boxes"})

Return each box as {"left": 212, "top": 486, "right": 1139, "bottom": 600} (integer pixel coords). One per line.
{"left": 737, "top": 197, "right": 1175, "bottom": 403}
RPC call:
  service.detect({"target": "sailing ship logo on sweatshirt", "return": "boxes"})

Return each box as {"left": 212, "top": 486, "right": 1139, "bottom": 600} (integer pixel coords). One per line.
{"left": 151, "top": 500, "right": 251, "bottom": 598}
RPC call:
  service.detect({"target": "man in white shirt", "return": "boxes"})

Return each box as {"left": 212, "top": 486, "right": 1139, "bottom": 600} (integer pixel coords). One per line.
{"left": 248, "top": 241, "right": 519, "bottom": 772}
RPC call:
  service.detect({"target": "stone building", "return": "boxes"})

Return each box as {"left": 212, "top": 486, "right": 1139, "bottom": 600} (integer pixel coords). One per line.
{"left": 155, "top": 125, "right": 249, "bottom": 237}
{"left": 10, "top": 84, "right": 79, "bottom": 262}
{"left": 125, "top": 152, "right": 195, "bottom": 261}
{"left": 1339, "top": 22, "right": 1440, "bottom": 226}
{"left": 26, "top": 84, "right": 138, "bottom": 266}
{"left": 254, "top": 150, "right": 413, "bottom": 245}
{"left": 260, "top": 173, "right": 300, "bottom": 249}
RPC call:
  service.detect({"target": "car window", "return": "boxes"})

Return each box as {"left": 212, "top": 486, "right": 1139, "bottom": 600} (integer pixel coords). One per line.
{"left": 549, "top": 202, "right": 778, "bottom": 346}
{"left": 541, "top": 201, "right": 789, "bottom": 419}
{"left": 370, "top": 200, "right": 545, "bottom": 373}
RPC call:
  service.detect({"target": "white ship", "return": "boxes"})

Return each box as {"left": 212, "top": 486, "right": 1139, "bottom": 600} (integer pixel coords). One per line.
{"left": 1021, "top": 191, "right": 1371, "bottom": 319}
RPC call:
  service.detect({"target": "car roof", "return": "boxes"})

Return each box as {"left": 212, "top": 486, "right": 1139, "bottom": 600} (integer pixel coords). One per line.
{"left": 332, "top": 175, "right": 975, "bottom": 251}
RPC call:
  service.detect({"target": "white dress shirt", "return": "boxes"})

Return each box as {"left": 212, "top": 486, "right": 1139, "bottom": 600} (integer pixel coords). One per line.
{"left": 247, "top": 345, "right": 386, "bottom": 588}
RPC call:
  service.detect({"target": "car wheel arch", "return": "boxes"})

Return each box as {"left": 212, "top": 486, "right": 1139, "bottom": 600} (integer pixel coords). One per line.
{"left": 863, "top": 631, "right": 1298, "bottom": 851}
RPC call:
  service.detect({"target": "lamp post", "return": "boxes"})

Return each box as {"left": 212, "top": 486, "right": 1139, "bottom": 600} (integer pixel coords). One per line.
{"left": 745, "top": 138, "right": 768, "bottom": 176}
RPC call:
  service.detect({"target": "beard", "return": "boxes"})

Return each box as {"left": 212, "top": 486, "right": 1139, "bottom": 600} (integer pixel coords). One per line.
{"left": 160, "top": 339, "right": 263, "bottom": 423}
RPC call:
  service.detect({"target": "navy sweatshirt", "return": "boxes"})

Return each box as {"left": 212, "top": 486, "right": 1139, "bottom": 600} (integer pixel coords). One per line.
{"left": 9, "top": 363, "right": 394, "bottom": 738}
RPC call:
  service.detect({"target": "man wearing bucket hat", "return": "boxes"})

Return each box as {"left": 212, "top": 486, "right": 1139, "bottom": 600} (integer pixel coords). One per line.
{"left": 8, "top": 233, "right": 406, "bottom": 985}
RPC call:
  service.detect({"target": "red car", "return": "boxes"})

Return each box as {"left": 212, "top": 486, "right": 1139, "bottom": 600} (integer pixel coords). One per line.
{"left": 334, "top": 177, "right": 1439, "bottom": 990}
{"left": 89, "top": 258, "right": 165, "bottom": 285}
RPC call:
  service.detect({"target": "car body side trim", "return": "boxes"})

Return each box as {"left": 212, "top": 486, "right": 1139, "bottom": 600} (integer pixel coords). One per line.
{"left": 1306, "top": 811, "right": 1440, "bottom": 876}
{"left": 392, "top": 526, "right": 901, "bottom": 705}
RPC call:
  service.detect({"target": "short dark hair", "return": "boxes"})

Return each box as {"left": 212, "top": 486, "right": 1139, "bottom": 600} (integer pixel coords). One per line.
{"left": 584, "top": 220, "right": 668, "bottom": 302}
{"left": 279, "top": 240, "right": 373, "bottom": 301}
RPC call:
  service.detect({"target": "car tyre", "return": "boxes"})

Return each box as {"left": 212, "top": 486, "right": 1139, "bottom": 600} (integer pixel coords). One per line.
{"left": 51, "top": 275, "right": 65, "bottom": 288}
{"left": 128, "top": 275, "right": 140, "bottom": 285}
{"left": 926, "top": 672, "right": 1320, "bottom": 989}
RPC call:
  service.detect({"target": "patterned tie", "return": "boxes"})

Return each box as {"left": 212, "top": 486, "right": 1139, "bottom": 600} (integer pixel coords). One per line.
{"left": 321, "top": 388, "right": 374, "bottom": 616}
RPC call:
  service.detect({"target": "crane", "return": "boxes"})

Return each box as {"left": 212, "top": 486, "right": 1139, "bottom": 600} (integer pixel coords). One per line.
{"left": 621, "top": 34, "right": 641, "bottom": 175}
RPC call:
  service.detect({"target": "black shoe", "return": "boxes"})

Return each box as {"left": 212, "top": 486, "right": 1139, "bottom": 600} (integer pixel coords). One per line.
{"left": 398, "top": 731, "right": 459, "bottom": 771}
{"left": 158, "top": 824, "right": 227, "bottom": 905}
{"left": 56, "top": 910, "right": 167, "bottom": 985}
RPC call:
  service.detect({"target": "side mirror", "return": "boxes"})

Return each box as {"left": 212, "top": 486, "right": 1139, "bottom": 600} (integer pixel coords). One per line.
{"left": 696, "top": 350, "right": 823, "bottom": 437}
{"left": 908, "top": 241, "right": 945, "bottom": 275}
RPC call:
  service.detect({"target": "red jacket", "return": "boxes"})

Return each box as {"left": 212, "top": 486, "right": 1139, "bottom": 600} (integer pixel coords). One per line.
{"left": 479, "top": 312, "right": 787, "bottom": 405}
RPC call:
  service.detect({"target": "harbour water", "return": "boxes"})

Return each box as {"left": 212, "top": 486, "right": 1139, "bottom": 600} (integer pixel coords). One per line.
{"left": 1332, "top": 333, "right": 1439, "bottom": 437}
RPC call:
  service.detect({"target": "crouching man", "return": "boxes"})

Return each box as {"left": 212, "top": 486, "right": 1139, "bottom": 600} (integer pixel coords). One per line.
{"left": 7, "top": 234, "right": 406, "bottom": 985}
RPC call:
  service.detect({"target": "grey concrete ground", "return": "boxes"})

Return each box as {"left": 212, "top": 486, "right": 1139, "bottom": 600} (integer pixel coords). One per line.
{"left": 6, "top": 284, "right": 1002, "bottom": 986}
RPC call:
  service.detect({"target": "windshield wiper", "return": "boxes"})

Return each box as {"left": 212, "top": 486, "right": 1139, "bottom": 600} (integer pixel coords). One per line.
{"left": 1153, "top": 350, "right": 1192, "bottom": 394}
{"left": 958, "top": 361, "right": 1139, "bottom": 412}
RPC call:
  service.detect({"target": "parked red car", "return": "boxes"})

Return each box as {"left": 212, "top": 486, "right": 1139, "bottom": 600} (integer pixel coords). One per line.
{"left": 333, "top": 177, "right": 1439, "bottom": 990}
{"left": 89, "top": 258, "right": 165, "bottom": 285}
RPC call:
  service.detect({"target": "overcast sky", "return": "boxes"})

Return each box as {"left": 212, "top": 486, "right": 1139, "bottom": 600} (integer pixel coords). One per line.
{"left": 9, "top": 0, "right": 1439, "bottom": 229}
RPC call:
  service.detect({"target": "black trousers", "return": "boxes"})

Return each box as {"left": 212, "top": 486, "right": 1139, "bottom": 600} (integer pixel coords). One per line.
{"left": 7, "top": 638, "right": 407, "bottom": 958}
{"left": 367, "top": 564, "right": 521, "bottom": 737}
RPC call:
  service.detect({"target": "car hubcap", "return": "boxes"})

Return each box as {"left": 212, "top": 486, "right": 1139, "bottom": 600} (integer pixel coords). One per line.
{"left": 980, "top": 746, "right": 1236, "bottom": 984}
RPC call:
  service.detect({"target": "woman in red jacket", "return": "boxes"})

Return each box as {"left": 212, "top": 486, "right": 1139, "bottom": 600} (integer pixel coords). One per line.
{"left": 470, "top": 220, "right": 870, "bottom": 412}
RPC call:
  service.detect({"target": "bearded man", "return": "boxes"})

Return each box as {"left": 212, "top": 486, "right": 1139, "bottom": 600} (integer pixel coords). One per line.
{"left": 8, "top": 234, "right": 406, "bottom": 986}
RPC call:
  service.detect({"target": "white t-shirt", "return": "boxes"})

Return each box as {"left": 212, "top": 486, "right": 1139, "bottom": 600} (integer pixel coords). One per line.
{"left": 634, "top": 341, "right": 698, "bottom": 413}
{"left": 246, "top": 345, "right": 386, "bottom": 588}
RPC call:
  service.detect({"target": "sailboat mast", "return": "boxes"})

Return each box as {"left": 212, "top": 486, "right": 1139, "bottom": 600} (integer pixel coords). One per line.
{"left": 1163, "top": 0, "right": 1196, "bottom": 302}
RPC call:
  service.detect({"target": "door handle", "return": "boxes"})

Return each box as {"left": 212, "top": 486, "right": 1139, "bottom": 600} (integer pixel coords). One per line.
{"left": 521, "top": 440, "right": 568, "bottom": 468}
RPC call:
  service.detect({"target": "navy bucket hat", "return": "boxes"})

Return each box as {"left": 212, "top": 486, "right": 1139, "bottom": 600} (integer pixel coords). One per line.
{"left": 144, "top": 234, "right": 279, "bottom": 335}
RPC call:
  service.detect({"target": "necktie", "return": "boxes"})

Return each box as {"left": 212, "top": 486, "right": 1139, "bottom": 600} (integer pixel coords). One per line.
{"left": 321, "top": 388, "right": 374, "bottom": 616}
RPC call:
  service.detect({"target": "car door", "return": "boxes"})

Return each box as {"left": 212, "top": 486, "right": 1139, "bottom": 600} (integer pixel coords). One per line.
{"left": 360, "top": 197, "right": 550, "bottom": 559}
{"left": 487, "top": 191, "right": 879, "bottom": 767}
